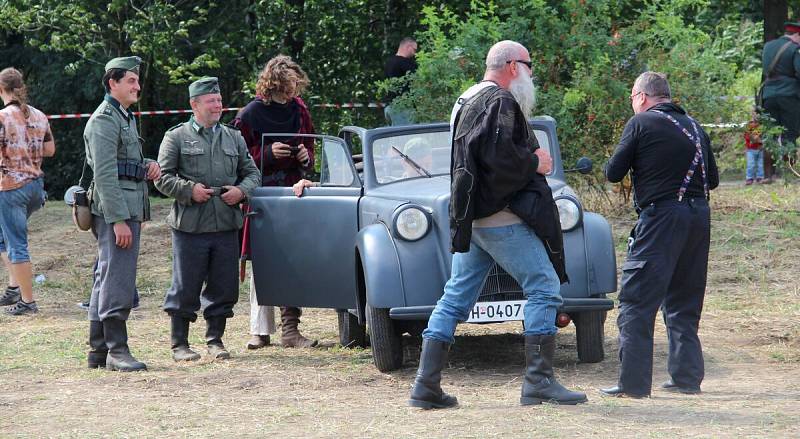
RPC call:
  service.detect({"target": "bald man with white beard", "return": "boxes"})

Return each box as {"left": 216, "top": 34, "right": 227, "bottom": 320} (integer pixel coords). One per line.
{"left": 408, "top": 40, "right": 586, "bottom": 409}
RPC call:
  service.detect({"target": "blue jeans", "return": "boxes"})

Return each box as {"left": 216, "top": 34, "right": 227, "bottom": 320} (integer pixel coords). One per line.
{"left": 0, "top": 178, "right": 45, "bottom": 263}
{"left": 423, "top": 223, "right": 563, "bottom": 344}
{"left": 745, "top": 149, "right": 764, "bottom": 180}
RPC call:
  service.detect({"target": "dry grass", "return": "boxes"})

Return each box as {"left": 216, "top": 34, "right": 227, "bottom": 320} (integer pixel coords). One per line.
{"left": 0, "top": 183, "right": 798, "bottom": 438}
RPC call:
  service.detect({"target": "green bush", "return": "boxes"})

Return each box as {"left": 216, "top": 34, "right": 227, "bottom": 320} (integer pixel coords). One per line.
{"left": 379, "top": 0, "right": 763, "bottom": 181}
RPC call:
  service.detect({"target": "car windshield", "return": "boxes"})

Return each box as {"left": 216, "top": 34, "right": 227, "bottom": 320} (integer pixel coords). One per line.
{"left": 371, "top": 128, "right": 552, "bottom": 184}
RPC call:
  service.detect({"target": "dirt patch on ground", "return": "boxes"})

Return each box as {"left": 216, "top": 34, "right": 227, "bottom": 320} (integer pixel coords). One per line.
{"left": 0, "top": 184, "right": 798, "bottom": 438}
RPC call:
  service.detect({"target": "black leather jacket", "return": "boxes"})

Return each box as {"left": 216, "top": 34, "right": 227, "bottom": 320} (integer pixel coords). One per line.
{"left": 450, "top": 85, "right": 568, "bottom": 283}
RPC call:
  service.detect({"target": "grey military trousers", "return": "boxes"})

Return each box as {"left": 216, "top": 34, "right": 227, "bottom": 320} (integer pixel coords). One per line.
{"left": 89, "top": 216, "right": 141, "bottom": 321}
{"left": 162, "top": 229, "right": 239, "bottom": 321}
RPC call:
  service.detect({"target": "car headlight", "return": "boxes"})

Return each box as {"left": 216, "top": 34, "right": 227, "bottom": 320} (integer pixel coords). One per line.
{"left": 393, "top": 206, "right": 430, "bottom": 241}
{"left": 554, "top": 196, "right": 582, "bottom": 231}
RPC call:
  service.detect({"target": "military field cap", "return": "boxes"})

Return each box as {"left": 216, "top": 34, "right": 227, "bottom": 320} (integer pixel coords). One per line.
{"left": 785, "top": 21, "right": 800, "bottom": 33}
{"left": 104, "top": 56, "right": 142, "bottom": 74}
{"left": 189, "top": 76, "right": 221, "bottom": 98}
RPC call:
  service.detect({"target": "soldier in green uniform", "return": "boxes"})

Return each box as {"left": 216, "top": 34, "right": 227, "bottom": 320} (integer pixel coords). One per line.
{"left": 155, "top": 77, "right": 260, "bottom": 361}
{"left": 84, "top": 56, "right": 161, "bottom": 372}
{"left": 761, "top": 21, "right": 800, "bottom": 179}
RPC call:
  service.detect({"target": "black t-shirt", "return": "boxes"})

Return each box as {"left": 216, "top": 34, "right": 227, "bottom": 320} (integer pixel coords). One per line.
{"left": 605, "top": 102, "right": 719, "bottom": 208}
{"left": 384, "top": 55, "right": 417, "bottom": 100}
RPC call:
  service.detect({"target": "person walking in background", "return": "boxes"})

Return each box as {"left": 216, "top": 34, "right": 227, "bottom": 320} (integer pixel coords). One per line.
{"left": 601, "top": 72, "right": 719, "bottom": 398}
{"left": 0, "top": 67, "right": 55, "bottom": 316}
{"left": 83, "top": 56, "right": 161, "bottom": 371}
{"left": 156, "top": 77, "right": 260, "bottom": 362}
{"left": 743, "top": 111, "right": 765, "bottom": 185}
{"left": 383, "top": 37, "right": 418, "bottom": 126}
{"left": 234, "top": 55, "right": 319, "bottom": 349}
{"left": 760, "top": 21, "right": 800, "bottom": 182}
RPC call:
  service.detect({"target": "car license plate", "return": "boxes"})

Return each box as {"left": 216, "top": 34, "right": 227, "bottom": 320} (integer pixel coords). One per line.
{"left": 467, "top": 300, "right": 526, "bottom": 323}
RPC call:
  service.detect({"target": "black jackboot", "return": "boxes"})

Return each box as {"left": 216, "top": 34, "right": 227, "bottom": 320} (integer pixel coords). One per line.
{"left": 103, "top": 318, "right": 147, "bottom": 372}
{"left": 171, "top": 315, "right": 200, "bottom": 362}
{"left": 205, "top": 317, "right": 230, "bottom": 360}
{"left": 408, "top": 339, "right": 458, "bottom": 409}
{"left": 521, "top": 335, "right": 587, "bottom": 405}
{"left": 87, "top": 320, "right": 108, "bottom": 369}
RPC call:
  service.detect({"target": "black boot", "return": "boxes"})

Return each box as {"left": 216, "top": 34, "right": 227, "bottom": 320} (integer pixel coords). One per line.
{"left": 205, "top": 317, "right": 230, "bottom": 360}
{"left": 103, "top": 318, "right": 147, "bottom": 372}
{"left": 408, "top": 339, "right": 458, "bottom": 409}
{"left": 521, "top": 335, "right": 587, "bottom": 405}
{"left": 87, "top": 320, "right": 108, "bottom": 369}
{"left": 171, "top": 315, "right": 200, "bottom": 362}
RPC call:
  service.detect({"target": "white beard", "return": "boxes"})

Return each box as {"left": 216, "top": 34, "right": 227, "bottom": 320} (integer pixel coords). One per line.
{"left": 509, "top": 67, "right": 536, "bottom": 119}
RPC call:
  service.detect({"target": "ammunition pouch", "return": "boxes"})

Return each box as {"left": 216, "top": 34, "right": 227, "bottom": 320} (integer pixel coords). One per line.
{"left": 118, "top": 160, "right": 146, "bottom": 182}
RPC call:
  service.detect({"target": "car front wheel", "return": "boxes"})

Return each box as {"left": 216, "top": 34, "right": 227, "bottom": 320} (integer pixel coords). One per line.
{"left": 366, "top": 303, "right": 403, "bottom": 372}
{"left": 574, "top": 310, "right": 606, "bottom": 363}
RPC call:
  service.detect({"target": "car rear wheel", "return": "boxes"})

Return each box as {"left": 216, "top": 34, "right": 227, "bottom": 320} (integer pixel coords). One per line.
{"left": 366, "top": 303, "right": 403, "bottom": 372}
{"left": 575, "top": 310, "right": 606, "bottom": 363}
{"left": 337, "top": 310, "right": 368, "bottom": 348}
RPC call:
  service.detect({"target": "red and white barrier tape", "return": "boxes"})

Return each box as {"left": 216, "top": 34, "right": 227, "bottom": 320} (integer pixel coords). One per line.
{"left": 45, "top": 103, "right": 746, "bottom": 128}
{"left": 46, "top": 103, "right": 386, "bottom": 120}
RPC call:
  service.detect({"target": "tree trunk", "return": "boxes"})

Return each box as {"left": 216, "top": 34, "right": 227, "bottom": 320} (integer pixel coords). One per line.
{"left": 763, "top": 0, "right": 788, "bottom": 43}
{"left": 283, "top": 0, "right": 305, "bottom": 61}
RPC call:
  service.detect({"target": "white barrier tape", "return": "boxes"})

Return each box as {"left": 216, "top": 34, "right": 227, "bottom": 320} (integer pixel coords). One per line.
{"left": 701, "top": 122, "right": 747, "bottom": 128}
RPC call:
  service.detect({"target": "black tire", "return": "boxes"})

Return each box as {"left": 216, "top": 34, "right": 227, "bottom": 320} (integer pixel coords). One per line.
{"left": 575, "top": 310, "right": 606, "bottom": 363}
{"left": 337, "top": 310, "right": 367, "bottom": 348}
{"left": 366, "top": 304, "right": 403, "bottom": 372}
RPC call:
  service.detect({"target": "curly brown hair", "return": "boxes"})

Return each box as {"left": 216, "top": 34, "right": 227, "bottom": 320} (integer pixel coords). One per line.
{"left": 255, "top": 55, "right": 310, "bottom": 102}
{"left": 0, "top": 67, "right": 30, "bottom": 118}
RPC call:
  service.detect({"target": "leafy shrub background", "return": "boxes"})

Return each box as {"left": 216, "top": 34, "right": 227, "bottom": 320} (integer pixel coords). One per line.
{"left": 0, "top": 0, "right": 781, "bottom": 196}
{"left": 383, "top": 0, "right": 766, "bottom": 181}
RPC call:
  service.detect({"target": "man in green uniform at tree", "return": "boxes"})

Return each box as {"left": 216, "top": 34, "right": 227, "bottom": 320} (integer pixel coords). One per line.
{"left": 155, "top": 77, "right": 260, "bottom": 361}
{"left": 84, "top": 56, "right": 161, "bottom": 372}
{"left": 761, "top": 21, "right": 800, "bottom": 180}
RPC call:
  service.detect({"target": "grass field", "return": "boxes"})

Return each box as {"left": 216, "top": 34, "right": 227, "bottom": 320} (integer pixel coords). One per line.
{"left": 0, "top": 183, "right": 798, "bottom": 438}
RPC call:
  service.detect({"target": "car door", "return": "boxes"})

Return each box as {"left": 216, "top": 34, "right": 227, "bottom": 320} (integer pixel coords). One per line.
{"left": 248, "top": 134, "right": 361, "bottom": 309}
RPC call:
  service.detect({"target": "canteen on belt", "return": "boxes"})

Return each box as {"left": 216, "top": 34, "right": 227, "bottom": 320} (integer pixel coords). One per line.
{"left": 65, "top": 185, "right": 92, "bottom": 231}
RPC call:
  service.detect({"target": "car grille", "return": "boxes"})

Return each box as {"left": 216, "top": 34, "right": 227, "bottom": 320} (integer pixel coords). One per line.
{"left": 478, "top": 263, "right": 524, "bottom": 301}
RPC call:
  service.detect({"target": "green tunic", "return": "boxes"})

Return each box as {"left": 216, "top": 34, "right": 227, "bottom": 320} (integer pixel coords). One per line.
{"left": 83, "top": 95, "right": 152, "bottom": 224}
{"left": 761, "top": 36, "right": 800, "bottom": 100}
{"left": 155, "top": 117, "right": 261, "bottom": 233}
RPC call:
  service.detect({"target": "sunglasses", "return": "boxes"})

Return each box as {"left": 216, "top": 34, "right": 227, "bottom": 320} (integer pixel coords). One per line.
{"left": 507, "top": 60, "right": 533, "bottom": 69}
{"left": 629, "top": 91, "right": 647, "bottom": 101}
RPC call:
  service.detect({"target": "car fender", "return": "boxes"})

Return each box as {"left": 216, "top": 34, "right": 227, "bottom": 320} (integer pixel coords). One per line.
{"left": 356, "top": 223, "right": 404, "bottom": 309}
{"left": 583, "top": 212, "right": 617, "bottom": 295}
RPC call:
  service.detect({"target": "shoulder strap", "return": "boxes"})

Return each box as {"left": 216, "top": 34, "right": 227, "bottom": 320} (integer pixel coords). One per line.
{"left": 78, "top": 155, "right": 93, "bottom": 190}
{"left": 766, "top": 40, "right": 795, "bottom": 77}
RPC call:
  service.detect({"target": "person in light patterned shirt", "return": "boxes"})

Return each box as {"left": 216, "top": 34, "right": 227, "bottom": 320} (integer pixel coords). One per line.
{"left": 0, "top": 67, "right": 55, "bottom": 316}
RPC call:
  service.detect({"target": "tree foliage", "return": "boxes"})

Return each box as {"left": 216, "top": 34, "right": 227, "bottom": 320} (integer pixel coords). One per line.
{"left": 0, "top": 0, "right": 787, "bottom": 195}
{"left": 387, "top": 0, "right": 768, "bottom": 175}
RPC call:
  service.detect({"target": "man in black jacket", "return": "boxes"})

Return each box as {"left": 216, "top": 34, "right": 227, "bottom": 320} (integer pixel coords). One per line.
{"left": 383, "top": 37, "right": 418, "bottom": 126}
{"left": 601, "top": 72, "right": 719, "bottom": 398}
{"left": 408, "top": 40, "right": 587, "bottom": 409}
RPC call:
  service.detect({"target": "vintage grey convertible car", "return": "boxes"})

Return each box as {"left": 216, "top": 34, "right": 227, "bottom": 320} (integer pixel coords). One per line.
{"left": 248, "top": 118, "right": 616, "bottom": 372}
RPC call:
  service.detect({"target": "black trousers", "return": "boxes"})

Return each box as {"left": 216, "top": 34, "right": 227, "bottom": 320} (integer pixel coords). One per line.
{"left": 763, "top": 95, "right": 800, "bottom": 144}
{"left": 163, "top": 229, "right": 239, "bottom": 321}
{"left": 617, "top": 198, "right": 710, "bottom": 395}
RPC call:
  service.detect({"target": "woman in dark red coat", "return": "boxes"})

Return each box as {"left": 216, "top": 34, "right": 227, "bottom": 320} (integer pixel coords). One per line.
{"left": 234, "top": 55, "right": 317, "bottom": 349}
